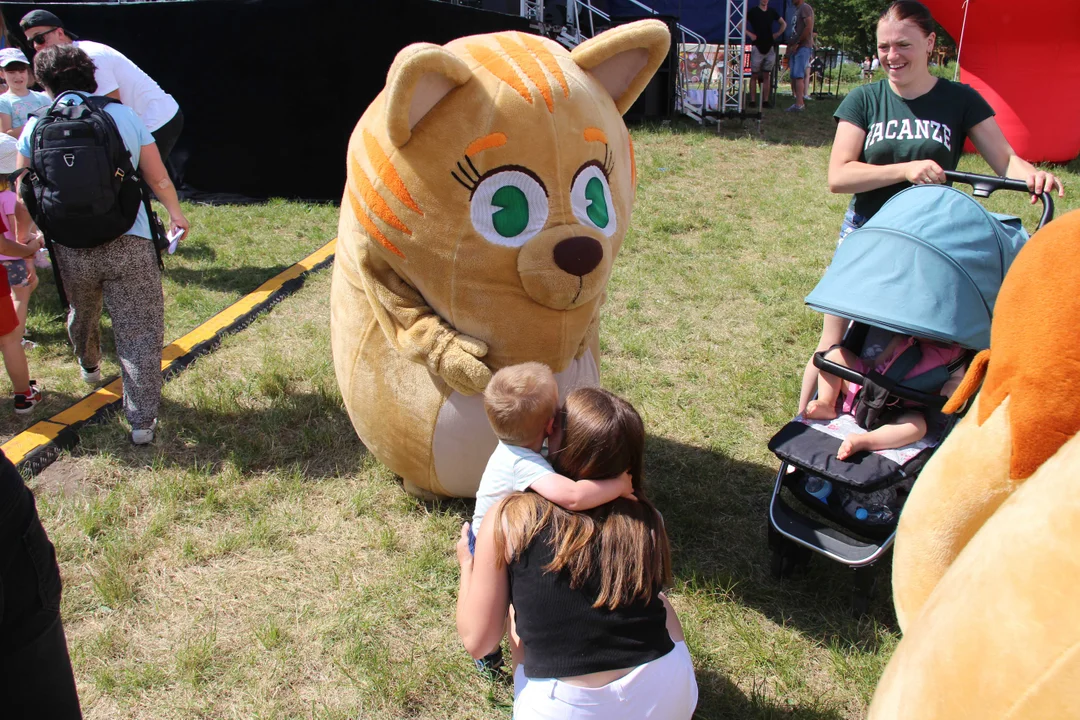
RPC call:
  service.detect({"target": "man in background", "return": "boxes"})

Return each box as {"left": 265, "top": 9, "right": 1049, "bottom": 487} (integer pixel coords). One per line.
{"left": 745, "top": 0, "right": 786, "bottom": 108}
{"left": 786, "top": 0, "right": 814, "bottom": 112}
{"left": 18, "top": 9, "right": 183, "bottom": 161}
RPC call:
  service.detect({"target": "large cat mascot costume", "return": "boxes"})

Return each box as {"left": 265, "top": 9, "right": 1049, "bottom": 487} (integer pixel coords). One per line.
{"left": 869, "top": 209, "right": 1080, "bottom": 718}
{"left": 331, "top": 21, "right": 670, "bottom": 498}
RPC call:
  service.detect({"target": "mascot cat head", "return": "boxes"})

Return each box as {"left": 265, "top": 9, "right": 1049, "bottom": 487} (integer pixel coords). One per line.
{"left": 341, "top": 21, "right": 670, "bottom": 364}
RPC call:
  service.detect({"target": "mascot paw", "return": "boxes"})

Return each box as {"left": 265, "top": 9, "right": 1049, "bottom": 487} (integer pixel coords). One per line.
{"left": 441, "top": 335, "right": 492, "bottom": 395}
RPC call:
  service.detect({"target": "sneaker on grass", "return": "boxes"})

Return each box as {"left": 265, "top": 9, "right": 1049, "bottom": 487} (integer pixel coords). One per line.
{"left": 13, "top": 380, "right": 42, "bottom": 414}
{"left": 131, "top": 419, "right": 157, "bottom": 446}
{"left": 785, "top": 104, "right": 805, "bottom": 112}
{"left": 474, "top": 649, "right": 504, "bottom": 677}
{"left": 81, "top": 365, "right": 102, "bottom": 384}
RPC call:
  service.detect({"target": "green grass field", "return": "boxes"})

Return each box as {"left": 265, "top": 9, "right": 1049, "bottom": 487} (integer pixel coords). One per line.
{"left": 21, "top": 92, "right": 1080, "bottom": 719}
{"left": 0, "top": 200, "right": 339, "bottom": 443}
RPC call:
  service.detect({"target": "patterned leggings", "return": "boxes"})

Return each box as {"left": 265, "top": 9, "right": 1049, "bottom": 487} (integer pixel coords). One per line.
{"left": 53, "top": 236, "right": 164, "bottom": 430}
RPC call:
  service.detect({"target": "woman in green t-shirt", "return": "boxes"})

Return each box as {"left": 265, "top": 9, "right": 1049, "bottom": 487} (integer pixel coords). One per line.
{"left": 798, "top": 0, "right": 1065, "bottom": 414}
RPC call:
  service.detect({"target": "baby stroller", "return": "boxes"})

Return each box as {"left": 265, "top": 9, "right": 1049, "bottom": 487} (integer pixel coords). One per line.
{"left": 766, "top": 171, "right": 1054, "bottom": 614}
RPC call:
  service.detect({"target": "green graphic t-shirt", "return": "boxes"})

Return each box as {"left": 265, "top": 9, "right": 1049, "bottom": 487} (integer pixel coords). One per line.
{"left": 834, "top": 78, "right": 995, "bottom": 218}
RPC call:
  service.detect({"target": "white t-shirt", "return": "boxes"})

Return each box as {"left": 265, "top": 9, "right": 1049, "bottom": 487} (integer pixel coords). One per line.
{"left": 472, "top": 442, "right": 554, "bottom": 532}
{"left": 74, "top": 40, "right": 179, "bottom": 132}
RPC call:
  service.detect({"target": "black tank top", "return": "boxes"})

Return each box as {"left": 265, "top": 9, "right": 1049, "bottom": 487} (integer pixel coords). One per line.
{"left": 509, "top": 524, "right": 675, "bottom": 679}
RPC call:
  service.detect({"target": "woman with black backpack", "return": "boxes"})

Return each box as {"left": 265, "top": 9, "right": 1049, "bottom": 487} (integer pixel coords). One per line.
{"left": 15, "top": 44, "right": 190, "bottom": 445}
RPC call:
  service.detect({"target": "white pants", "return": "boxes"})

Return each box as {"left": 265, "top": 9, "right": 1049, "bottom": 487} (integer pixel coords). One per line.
{"left": 513, "top": 642, "right": 698, "bottom": 720}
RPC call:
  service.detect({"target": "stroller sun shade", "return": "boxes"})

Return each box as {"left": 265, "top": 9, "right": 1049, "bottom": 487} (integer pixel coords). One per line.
{"left": 806, "top": 185, "right": 1029, "bottom": 350}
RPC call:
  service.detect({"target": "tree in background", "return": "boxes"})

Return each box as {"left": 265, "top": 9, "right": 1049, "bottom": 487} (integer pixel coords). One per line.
{"left": 814, "top": 0, "right": 954, "bottom": 61}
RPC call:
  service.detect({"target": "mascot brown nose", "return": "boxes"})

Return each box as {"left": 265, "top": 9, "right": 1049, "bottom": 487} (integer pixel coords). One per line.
{"left": 553, "top": 236, "right": 603, "bottom": 277}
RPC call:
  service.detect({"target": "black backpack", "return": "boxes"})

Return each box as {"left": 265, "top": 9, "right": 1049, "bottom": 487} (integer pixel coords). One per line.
{"left": 20, "top": 91, "right": 151, "bottom": 249}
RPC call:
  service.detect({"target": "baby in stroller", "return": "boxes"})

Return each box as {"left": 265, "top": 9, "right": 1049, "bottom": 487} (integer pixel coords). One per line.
{"left": 804, "top": 334, "right": 966, "bottom": 460}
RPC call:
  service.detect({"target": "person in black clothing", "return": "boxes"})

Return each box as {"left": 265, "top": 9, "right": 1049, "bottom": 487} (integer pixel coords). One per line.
{"left": 0, "top": 449, "right": 82, "bottom": 719}
{"left": 745, "top": 0, "right": 786, "bottom": 107}
{"left": 456, "top": 388, "right": 697, "bottom": 719}
{"left": 810, "top": 53, "right": 825, "bottom": 87}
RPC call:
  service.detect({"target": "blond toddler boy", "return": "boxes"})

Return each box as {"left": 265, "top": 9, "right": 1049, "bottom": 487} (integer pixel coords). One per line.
{"left": 470, "top": 362, "right": 632, "bottom": 542}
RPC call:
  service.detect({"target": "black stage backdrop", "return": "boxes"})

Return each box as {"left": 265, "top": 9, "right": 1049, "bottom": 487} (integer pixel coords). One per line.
{"left": 0, "top": 0, "right": 530, "bottom": 201}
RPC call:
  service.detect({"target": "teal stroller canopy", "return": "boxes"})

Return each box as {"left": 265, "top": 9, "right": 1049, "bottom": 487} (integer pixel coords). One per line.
{"left": 805, "top": 184, "right": 1029, "bottom": 350}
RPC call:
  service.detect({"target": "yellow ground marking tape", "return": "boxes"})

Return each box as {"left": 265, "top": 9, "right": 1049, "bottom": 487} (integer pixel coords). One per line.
{"left": 2, "top": 238, "right": 337, "bottom": 468}
{"left": 159, "top": 239, "right": 337, "bottom": 368}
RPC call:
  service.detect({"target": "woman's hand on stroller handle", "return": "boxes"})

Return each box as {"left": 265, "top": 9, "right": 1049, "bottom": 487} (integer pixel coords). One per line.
{"left": 905, "top": 160, "right": 946, "bottom": 185}
{"left": 1025, "top": 170, "right": 1065, "bottom": 204}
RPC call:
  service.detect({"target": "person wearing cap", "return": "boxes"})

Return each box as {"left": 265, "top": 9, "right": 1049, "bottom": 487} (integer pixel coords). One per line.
{"left": 19, "top": 9, "right": 183, "bottom": 161}
{"left": 0, "top": 47, "right": 50, "bottom": 139}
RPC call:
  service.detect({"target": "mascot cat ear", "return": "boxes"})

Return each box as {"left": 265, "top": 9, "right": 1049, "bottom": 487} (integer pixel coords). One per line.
{"left": 571, "top": 20, "right": 671, "bottom": 115}
{"left": 384, "top": 43, "right": 472, "bottom": 148}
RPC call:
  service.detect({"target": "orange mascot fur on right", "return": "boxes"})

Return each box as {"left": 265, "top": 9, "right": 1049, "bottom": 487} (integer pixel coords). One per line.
{"left": 870, "top": 209, "right": 1080, "bottom": 719}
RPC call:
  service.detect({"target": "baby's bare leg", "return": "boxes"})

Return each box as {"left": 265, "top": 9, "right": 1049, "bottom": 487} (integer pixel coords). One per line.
{"left": 805, "top": 346, "right": 857, "bottom": 420}
{"left": 838, "top": 411, "right": 928, "bottom": 460}
{"left": 798, "top": 315, "right": 848, "bottom": 414}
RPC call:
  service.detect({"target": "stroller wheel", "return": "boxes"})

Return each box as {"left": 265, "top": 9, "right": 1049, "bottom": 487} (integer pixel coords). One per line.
{"left": 769, "top": 535, "right": 811, "bottom": 580}
{"left": 850, "top": 565, "right": 879, "bottom": 617}
{"left": 769, "top": 545, "right": 786, "bottom": 579}
{"left": 851, "top": 593, "right": 871, "bottom": 618}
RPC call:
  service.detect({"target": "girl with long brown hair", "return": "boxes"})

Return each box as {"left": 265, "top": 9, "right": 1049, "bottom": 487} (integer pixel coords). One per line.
{"left": 456, "top": 387, "right": 697, "bottom": 719}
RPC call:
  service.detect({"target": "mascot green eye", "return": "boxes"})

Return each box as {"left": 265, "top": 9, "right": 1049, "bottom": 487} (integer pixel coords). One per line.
{"left": 491, "top": 186, "right": 529, "bottom": 237}
{"left": 471, "top": 169, "right": 549, "bottom": 247}
{"left": 584, "top": 178, "right": 608, "bottom": 228}
{"left": 571, "top": 164, "right": 616, "bottom": 237}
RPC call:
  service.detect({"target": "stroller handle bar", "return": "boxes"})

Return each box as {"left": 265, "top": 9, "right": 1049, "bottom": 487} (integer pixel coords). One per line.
{"left": 944, "top": 170, "right": 1055, "bottom": 229}
{"left": 813, "top": 351, "right": 948, "bottom": 411}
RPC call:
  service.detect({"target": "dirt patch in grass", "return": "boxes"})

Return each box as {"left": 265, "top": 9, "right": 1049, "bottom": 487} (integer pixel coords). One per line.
{"left": 35, "top": 455, "right": 99, "bottom": 499}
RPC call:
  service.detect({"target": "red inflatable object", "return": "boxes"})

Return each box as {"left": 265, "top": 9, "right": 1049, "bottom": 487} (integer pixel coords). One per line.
{"left": 925, "top": 0, "right": 1080, "bottom": 163}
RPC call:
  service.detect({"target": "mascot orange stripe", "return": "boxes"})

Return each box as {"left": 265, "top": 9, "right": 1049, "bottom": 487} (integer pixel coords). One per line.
{"left": 466, "top": 132, "right": 507, "bottom": 157}
{"left": 467, "top": 43, "right": 533, "bottom": 105}
{"left": 362, "top": 130, "right": 421, "bottom": 215}
{"left": 496, "top": 35, "right": 555, "bottom": 113}
{"left": 584, "top": 128, "right": 607, "bottom": 144}
{"left": 517, "top": 32, "right": 570, "bottom": 98}
{"left": 347, "top": 191, "right": 405, "bottom": 259}
{"left": 349, "top": 156, "right": 411, "bottom": 235}
{"left": 972, "top": 210, "right": 1080, "bottom": 479}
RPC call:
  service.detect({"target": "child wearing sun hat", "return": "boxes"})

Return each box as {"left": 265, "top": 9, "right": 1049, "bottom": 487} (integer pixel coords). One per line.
{"left": 0, "top": 48, "right": 51, "bottom": 139}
